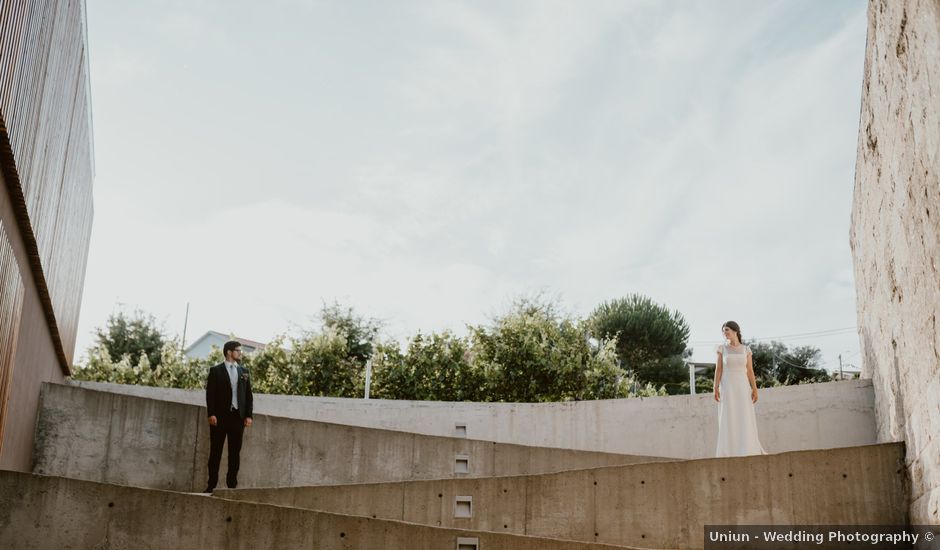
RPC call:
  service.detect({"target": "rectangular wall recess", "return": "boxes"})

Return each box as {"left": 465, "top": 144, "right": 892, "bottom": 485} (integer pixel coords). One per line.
{"left": 456, "top": 537, "right": 479, "bottom": 550}
{"left": 454, "top": 496, "right": 472, "bottom": 518}
{"left": 454, "top": 423, "right": 467, "bottom": 438}
{"left": 454, "top": 454, "right": 470, "bottom": 474}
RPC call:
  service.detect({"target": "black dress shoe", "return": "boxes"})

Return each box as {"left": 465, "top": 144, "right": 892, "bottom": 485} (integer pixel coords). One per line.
{"left": 203, "top": 488, "right": 213, "bottom": 494}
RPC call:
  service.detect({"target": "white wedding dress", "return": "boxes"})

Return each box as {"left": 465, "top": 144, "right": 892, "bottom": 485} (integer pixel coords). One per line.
{"left": 715, "top": 343, "right": 767, "bottom": 457}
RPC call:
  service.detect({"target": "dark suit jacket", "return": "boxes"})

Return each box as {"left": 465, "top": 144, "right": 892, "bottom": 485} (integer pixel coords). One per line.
{"left": 205, "top": 363, "right": 253, "bottom": 420}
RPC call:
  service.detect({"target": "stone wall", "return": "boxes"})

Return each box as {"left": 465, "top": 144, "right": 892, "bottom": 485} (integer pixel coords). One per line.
{"left": 850, "top": 0, "right": 940, "bottom": 525}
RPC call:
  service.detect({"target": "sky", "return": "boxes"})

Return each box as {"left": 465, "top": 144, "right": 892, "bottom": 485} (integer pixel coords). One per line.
{"left": 79, "top": 0, "right": 869, "bottom": 373}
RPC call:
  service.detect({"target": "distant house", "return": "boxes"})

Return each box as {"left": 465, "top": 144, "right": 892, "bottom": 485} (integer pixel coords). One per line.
{"left": 686, "top": 362, "right": 716, "bottom": 395}
{"left": 832, "top": 368, "right": 861, "bottom": 381}
{"left": 688, "top": 361, "right": 716, "bottom": 376}
{"left": 184, "top": 331, "right": 267, "bottom": 361}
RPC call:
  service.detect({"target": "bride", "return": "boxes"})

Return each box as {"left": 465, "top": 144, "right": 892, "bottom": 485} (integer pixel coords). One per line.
{"left": 714, "top": 321, "right": 767, "bottom": 457}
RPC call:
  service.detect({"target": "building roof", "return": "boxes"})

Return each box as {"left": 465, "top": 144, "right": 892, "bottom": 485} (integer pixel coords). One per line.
{"left": 184, "top": 331, "right": 267, "bottom": 354}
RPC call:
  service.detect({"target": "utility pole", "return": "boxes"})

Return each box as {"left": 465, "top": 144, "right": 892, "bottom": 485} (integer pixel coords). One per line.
{"left": 838, "top": 353, "right": 844, "bottom": 380}
{"left": 181, "top": 302, "right": 190, "bottom": 354}
{"left": 364, "top": 359, "right": 373, "bottom": 399}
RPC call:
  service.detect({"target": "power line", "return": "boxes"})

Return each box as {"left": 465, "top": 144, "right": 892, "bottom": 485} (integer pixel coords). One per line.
{"left": 690, "top": 326, "right": 856, "bottom": 344}
{"left": 750, "top": 327, "right": 857, "bottom": 341}
{"left": 772, "top": 353, "right": 825, "bottom": 371}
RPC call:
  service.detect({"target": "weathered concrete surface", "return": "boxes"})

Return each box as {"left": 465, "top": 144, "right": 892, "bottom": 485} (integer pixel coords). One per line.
{"left": 850, "top": 0, "right": 940, "bottom": 525}
{"left": 218, "top": 443, "right": 908, "bottom": 550}
{"left": 0, "top": 471, "right": 640, "bottom": 550}
{"left": 33, "top": 383, "right": 670, "bottom": 491}
{"left": 70, "top": 378, "right": 878, "bottom": 459}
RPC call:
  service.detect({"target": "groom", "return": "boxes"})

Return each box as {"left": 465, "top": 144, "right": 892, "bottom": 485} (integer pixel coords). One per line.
{"left": 204, "top": 340, "right": 253, "bottom": 492}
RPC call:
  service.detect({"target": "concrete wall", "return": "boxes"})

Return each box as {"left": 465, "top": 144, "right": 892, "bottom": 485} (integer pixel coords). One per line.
{"left": 218, "top": 443, "right": 907, "bottom": 550}
{"left": 0, "top": 471, "right": 629, "bottom": 550}
{"left": 71, "top": 378, "right": 879, "bottom": 459}
{"left": 850, "top": 0, "right": 940, "bottom": 525}
{"left": 33, "top": 383, "right": 669, "bottom": 492}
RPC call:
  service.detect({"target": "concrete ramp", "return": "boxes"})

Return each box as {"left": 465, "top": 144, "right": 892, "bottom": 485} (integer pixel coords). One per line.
{"left": 216, "top": 442, "right": 908, "bottom": 550}
{"left": 0, "top": 471, "right": 643, "bottom": 550}
{"left": 33, "top": 383, "right": 671, "bottom": 492}
{"left": 70, "top": 379, "right": 878, "bottom": 458}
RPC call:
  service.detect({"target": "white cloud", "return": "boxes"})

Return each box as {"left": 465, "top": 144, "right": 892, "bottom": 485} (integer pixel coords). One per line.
{"left": 78, "top": 0, "right": 869, "bottom": 372}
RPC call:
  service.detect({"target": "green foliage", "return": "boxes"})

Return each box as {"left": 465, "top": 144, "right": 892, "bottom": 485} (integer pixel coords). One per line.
{"left": 690, "top": 376, "right": 715, "bottom": 394}
{"left": 73, "top": 303, "right": 375, "bottom": 399}
{"left": 371, "top": 332, "right": 484, "bottom": 401}
{"left": 218, "top": 327, "right": 371, "bottom": 399}
{"left": 94, "top": 309, "right": 167, "bottom": 368}
{"left": 468, "top": 297, "right": 626, "bottom": 402}
{"left": 749, "top": 341, "right": 831, "bottom": 385}
{"left": 247, "top": 335, "right": 294, "bottom": 395}
{"left": 748, "top": 341, "right": 786, "bottom": 384}
{"left": 587, "top": 294, "right": 691, "bottom": 392}
{"left": 605, "top": 371, "right": 669, "bottom": 398}
{"left": 74, "top": 298, "right": 835, "bottom": 403}
{"left": 319, "top": 301, "right": 381, "bottom": 364}
{"left": 289, "top": 327, "right": 365, "bottom": 397}
{"left": 689, "top": 341, "right": 830, "bottom": 390}
{"left": 641, "top": 355, "right": 692, "bottom": 394}
{"left": 72, "top": 338, "right": 210, "bottom": 389}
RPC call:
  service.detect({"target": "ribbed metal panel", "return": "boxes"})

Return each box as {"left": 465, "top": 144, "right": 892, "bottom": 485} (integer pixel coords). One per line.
{"left": 0, "top": 0, "right": 94, "bottom": 368}
{"left": 0, "top": 221, "right": 25, "bottom": 453}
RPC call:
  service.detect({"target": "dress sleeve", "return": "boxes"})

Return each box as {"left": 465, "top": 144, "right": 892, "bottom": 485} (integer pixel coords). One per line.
{"left": 746, "top": 345, "right": 752, "bottom": 355}
{"left": 715, "top": 344, "right": 723, "bottom": 355}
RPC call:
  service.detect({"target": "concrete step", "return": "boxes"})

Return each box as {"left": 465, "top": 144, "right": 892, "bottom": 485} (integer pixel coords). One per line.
{"left": 215, "top": 442, "right": 908, "bottom": 550}
{"left": 0, "top": 470, "right": 646, "bottom": 550}
{"left": 33, "top": 383, "right": 672, "bottom": 492}
{"left": 70, "top": 378, "right": 878, "bottom": 458}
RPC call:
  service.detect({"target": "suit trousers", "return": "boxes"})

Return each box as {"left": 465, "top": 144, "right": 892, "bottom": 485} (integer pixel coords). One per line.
{"left": 207, "top": 408, "right": 245, "bottom": 490}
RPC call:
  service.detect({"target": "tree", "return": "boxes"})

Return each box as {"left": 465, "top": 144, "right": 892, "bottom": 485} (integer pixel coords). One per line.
{"left": 247, "top": 303, "right": 382, "bottom": 398}
{"left": 93, "top": 309, "right": 167, "bottom": 368}
{"left": 319, "top": 301, "right": 382, "bottom": 365}
{"left": 641, "top": 355, "right": 691, "bottom": 394}
{"left": 246, "top": 335, "right": 294, "bottom": 395}
{"left": 749, "top": 341, "right": 831, "bottom": 386}
{"left": 72, "top": 337, "right": 210, "bottom": 389}
{"left": 371, "top": 332, "right": 484, "bottom": 401}
{"left": 748, "top": 341, "right": 787, "bottom": 386}
{"left": 288, "top": 328, "right": 365, "bottom": 397}
{"left": 773, "top": 345, "right": 830, "bottom": 384}
{"left": 587, "top": 295, "right": 690, "bottom": 388}
{"left": 469, "top": 297, "right": 625, "bottom": 402}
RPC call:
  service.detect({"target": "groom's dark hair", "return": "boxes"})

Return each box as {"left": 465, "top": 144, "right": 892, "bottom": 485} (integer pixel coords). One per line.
{"left": 223, "top": 340, "right": 242, "bottom": 356}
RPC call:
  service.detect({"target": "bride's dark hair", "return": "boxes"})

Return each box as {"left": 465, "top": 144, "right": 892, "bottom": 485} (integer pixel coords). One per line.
{"left": 723, "top": 321, "right": 743, "bottom": 344}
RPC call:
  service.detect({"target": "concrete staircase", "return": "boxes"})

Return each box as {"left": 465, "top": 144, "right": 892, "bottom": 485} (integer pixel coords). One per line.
{"left": 0, "top": 380, "right": 909, "bottom": 549}
{"left": 31, "top": 383, "right": 673, "bottom": 491}
{"left": 0, "top": 471, "right": 639, "bottom": 550}
{"left": 216, "top": 443, "right": 906, "bottom": 549}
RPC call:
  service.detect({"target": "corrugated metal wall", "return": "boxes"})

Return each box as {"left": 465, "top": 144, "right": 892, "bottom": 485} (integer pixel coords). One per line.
{"left": 0, "top": 222, "right": 24, "bottom": 454}
{"left": 0, "top": 0, "right": 95, "bottom": 368}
